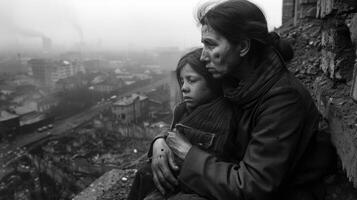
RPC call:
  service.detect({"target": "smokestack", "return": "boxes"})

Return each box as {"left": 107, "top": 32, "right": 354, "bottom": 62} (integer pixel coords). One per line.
{"left": 41, "top": 36, "right": 52, "bottom": 52}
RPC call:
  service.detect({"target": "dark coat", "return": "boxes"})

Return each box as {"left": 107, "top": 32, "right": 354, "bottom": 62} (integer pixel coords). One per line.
{"left": 177, "top": 47, "right": 335, "bottom": 200}
{"left": 170, "top": 97, "right": 234, "bottom": 159}
{"left": 148, "top": 97, "right": 235, "bottom": 163}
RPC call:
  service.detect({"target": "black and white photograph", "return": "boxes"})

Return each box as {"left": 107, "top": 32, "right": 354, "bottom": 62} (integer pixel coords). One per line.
{"left": 0, "top": 0, "right": 357, "bottom": 199}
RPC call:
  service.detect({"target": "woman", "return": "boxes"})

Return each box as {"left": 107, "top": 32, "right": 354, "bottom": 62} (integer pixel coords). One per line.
{"left": 128, "top": 48, "right": 236, "bottom": 200}
{"left": 151, "top": 0, "right": 335, "bottom": 200}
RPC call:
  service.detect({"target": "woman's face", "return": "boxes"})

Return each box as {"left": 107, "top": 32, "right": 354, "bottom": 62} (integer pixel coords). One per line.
{"left": 179, "top": 64, "right": 215, "bottom": 110}
{"left": 200, "top": 25, "right": 241, "bottom": 79}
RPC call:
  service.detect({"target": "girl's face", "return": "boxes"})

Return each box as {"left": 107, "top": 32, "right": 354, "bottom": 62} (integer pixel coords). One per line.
{"left": 179, "top": 64, "right": 215, "bottom": 110}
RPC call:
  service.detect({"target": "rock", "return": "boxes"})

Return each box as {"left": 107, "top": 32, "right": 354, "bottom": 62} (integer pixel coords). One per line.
{"left": 350, "top": 14, "right": 357, "bottom": 45}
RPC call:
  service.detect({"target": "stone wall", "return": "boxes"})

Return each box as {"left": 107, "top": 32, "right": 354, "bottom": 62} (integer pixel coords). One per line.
{"left": 287, "top": 0, "right": 357, "bottom": 187}
{"left": 320, "top": 18, "right": 355, "bottom": 81}
{"left": 282, "top": 0, "right": 317, "bottom": 26}
{"left": 282, "top": 0, "right": 296, "bottom": 25}
{"left": 283, "top": 0, "right": 357, "bottom": 187}
{"left": 316, "top": 0, "right": 357, "bottom": 186}
{"left": 350, "top": 14, "right": 357, "bottom": 100}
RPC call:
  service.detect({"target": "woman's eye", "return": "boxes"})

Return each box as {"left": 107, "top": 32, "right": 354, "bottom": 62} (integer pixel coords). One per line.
{"left": 204, "top": 42, "right": 215, "bottom": 49}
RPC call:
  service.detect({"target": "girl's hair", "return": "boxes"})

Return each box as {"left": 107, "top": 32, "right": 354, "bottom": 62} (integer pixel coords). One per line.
{"left": 176, "top": 48, "right": 222, "bottom": 95}
{"left": 197, "top": 0, "right": 293, "bottom": 62}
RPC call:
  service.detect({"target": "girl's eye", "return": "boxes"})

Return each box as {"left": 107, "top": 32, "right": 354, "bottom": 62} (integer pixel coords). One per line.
{"left": 187, "top": 78, "right": 197, "bottom": 83}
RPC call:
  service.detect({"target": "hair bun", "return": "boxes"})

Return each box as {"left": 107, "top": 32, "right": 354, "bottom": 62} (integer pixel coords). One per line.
{"left": 268, "top": 32, "right": 294, "bottom": 62}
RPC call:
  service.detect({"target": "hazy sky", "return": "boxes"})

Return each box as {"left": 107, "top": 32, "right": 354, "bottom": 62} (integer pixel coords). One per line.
{"left": 0, "top": 0, "right": 283, "bottom": 51}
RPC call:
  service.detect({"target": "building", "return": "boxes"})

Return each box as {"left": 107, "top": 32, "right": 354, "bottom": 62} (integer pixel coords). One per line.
{"left": 36, "top": 96, "right": 59, "bottom": 113}
{"left": 282, "top": 0, "right": 317, "bottom": 26}
{"left": 132, "top": 93, "right": 149, "bottom": 120}
{"left": 13, "top": 74, "right": 35, "bottom": 86}
{"left": 111, "top": 94, "right": 148, "bottom": 124}
{"left": 0, "top": 111, "right": 20, "bottom": 136}
{"left": 28, "top": 59, "right": 85, "bottom": 87}
{"left": 91, "top": 76, "right": 125, "bottom": 94}
{"left": 56, "top": 75, "right": 88, "bottom": 91}
{"left": 13, "top": 104, "right": 37, "bottom": 126}
{"left": 28, "top": 59, "right": 52, "bottom": 86}
{"left": 83, "top": 59, "right": 111, "bottom": 72}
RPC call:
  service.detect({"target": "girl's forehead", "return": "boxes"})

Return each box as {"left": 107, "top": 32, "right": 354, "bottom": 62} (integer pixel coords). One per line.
{"left": 180, "top": 64, "right": 194, "bottom": 74}
{"left": 180, "top": 64, "right": 200, "bottom": 76}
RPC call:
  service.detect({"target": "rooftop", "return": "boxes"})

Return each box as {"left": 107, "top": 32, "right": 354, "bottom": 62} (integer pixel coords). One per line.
{"left": 113, "top": 93, "right": 148, "bottom": 106}
{"left": 0, "top": 111, "right": 18, "bottom": 122}
{"left": 13, "top": 104, "right": 37, "bottom": 116}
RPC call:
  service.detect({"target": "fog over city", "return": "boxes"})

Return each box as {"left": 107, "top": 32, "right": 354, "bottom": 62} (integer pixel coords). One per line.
{"left": 0, "top": 0, "right": 282, "bottom": 52}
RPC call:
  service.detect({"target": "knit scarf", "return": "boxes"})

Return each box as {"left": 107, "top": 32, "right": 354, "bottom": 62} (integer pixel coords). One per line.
{"left": 171, "top": 97, "right": 232, "bottom": 135}
{"left": 223, "top": 47, "right": 286, "bottom": 107}
{"left": 171, "top": 97, "right": 234, "bottom": 156}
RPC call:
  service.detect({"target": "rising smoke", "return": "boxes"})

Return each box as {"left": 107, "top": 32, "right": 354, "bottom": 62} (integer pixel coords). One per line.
{"left": 0, "top": 0, "right": 84, "bottom": 52}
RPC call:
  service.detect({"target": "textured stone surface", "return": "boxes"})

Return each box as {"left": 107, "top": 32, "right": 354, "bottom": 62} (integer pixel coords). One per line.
{"left": 317, "top": 0, "right": 356, "bottom": 18}
{"left": 316, "top": 0, "right": 334, "bottom": 18}
{"left": 321, "top": 19, "right": 355, "bottom": 81}
{"left": 345, "top": 0, "right": 357, "bottom": 8}
{"left": 350, "top": 14, "right": 357, "bottom": 45}
{"left": 300, "top": 0, "right": 317, "bottom": 4}
{"left": 73, "top": 169, "right": 137, "bottom": 200}
{"left": 314, "top": 76, "right": 357, "bottom": 187}
{"left": 282, "top": 0, "right": 296, "bottom": 25}
{"left": 351, "top": 63, "right": 357, "bottom": 101}
{"left": 299, "top": 0, "right": 317, "bottom": 18}
{"left": 349, "top": 14, "right": 357, "bottom": 101}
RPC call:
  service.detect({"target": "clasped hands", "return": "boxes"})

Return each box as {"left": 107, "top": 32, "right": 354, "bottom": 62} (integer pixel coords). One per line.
{"left": 151, "top": 130, "right": 192, "bottom": 195}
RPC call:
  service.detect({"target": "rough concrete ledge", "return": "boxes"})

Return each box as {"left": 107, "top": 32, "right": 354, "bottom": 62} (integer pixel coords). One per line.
{"left": 314, "top": 77, "right": 357, "bottom": 187}
{"left": 73, "top": 168, "right": 137, "bottom": 200}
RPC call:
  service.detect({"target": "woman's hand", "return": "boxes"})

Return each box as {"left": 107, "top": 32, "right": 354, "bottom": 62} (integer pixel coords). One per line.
{"left": 166, "top": 131, "right": 192, "bottom": 161}
{"left": 151, "top": 138, "right": 179, "bottom": 195}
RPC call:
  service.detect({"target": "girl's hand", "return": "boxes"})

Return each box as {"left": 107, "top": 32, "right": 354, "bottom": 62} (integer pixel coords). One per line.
{"left": 151, "top": 138, "right": 179, "bottom": 195}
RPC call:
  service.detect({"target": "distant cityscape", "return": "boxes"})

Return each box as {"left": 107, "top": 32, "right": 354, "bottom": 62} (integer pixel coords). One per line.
{"left": 0, "top": 47, "right": 183, "bottom": 199}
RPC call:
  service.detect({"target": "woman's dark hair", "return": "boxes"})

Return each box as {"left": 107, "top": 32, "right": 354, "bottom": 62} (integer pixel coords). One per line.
{"left": 176, "top": 48, "right": 222, "bottom": 95}
{"left": 197, "top": 0, "right": 293, "bottom": 62}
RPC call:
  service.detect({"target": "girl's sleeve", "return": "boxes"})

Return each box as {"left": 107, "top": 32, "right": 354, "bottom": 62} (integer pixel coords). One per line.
{"left": 147, "top": 129, "right": 169, "bottom": 159}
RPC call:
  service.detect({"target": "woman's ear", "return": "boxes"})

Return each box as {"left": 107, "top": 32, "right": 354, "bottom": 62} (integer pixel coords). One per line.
{"left": 239, "top": 38, "right": 250, "bottom": 57}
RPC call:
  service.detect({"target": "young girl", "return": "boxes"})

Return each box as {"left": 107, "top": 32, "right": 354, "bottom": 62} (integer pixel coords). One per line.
{"left": 128, "top": 48, "right": 236, "bottom": 200}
